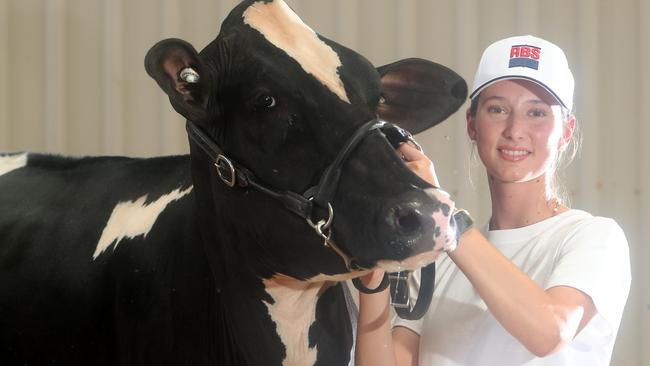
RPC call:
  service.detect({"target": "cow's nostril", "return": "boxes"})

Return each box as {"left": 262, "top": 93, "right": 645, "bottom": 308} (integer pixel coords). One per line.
{"left": 394, "top": 208, "right": 422, "bottom": 235}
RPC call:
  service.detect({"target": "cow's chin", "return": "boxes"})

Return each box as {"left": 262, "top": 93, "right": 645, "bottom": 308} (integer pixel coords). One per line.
{"left": 306, "top": 271, "right": 374, "bottom": 283}
{"left": 304, "top": 249, "right": 442, "bottom": 283}
{"left": 375, "top": 249, "right": 442, "bottom": 272}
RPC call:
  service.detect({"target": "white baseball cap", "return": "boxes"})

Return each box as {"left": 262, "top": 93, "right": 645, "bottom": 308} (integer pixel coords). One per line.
{"left": 470, "top": 35, "right": 574, "bottom": 111}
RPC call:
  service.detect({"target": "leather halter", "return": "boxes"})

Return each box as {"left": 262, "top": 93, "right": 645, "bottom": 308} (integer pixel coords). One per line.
{"left": 186, "top": 118, "right": 436, "bottom": 320}
{"left": 186, "top": 118, "right": 389, "bottom": 270}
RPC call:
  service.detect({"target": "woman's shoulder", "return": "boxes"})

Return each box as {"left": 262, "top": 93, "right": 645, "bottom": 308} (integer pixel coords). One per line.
{"left": 557, "top": 209, "right": 628, "bottom": 250}
{"left": 560, "top": 209, "right": 624, "bottom": 232}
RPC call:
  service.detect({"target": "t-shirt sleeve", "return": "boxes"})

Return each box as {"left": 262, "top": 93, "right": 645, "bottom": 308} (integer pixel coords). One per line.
{"left": 545, "top": 216, "right": 631, "bottom": 337}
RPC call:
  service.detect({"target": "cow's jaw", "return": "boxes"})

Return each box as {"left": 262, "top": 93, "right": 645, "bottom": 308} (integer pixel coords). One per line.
{"left": 243, "top": 0, "right": 350, "bottom": 103}
{"left": 263, "top": 276, "right": 328, "bottom": 366}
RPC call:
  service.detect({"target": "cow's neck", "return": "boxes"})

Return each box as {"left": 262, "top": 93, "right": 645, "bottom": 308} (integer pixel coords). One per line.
{"left": 262, "top": 276, "right": 332, "bottom": 365}
{"left": 209, "top": 214, "right": 352, "bottom": 366}
{"left": 190, "top": 153, "right": 352, "bottom": 365}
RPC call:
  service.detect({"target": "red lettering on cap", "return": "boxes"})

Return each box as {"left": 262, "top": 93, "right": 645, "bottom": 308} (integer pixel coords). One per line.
{"left": 531, "top": 47, "right": 540, "bottom": 59}
{"left": 510, "top": 46, "right": 520, "bottom": 58}
{"left": 510, "top": 45, "right": 542, "bottom": 60}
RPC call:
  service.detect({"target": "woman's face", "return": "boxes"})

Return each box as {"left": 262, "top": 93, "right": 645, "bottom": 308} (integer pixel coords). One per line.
{"left": 467, "top": 79, "right": 573, "bottom": 184}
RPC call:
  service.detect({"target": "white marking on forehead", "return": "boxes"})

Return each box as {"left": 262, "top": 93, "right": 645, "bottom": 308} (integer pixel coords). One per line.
{"left": 92, "top": 186, "right": 193, "bottom": 260}
{"left": 0, "top": 153, "right": 28, "bottom": 176}
{"left": 243, "top": 0, "right": 350, "bottom": 104}
{"left": 263, "top": 277, "right": 325, "bottom": 366}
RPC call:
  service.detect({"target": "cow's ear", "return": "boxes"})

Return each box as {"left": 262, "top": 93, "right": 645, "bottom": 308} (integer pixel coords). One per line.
{"left": 145, "top": 38, "right": 213, "bottom": 124}
{"left": 376, "top": 58, "right": 467, "bottom": 134}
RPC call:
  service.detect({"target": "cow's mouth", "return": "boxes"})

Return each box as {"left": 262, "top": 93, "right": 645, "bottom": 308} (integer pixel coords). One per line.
{"left": 376, "top": 250, "right": 440, "bottom": 272}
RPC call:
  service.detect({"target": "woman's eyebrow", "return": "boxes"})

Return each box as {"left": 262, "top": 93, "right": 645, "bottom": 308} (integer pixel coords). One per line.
{"left": 480, "top": 95, "right": 552, "bottom": 106}
{"left": 480, "top": 95, "right": 507, "bottom": 104}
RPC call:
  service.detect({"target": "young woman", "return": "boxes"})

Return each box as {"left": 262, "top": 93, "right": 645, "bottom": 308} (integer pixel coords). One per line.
{"left": 356, "top": 35, "right": 631, "bottom": 366}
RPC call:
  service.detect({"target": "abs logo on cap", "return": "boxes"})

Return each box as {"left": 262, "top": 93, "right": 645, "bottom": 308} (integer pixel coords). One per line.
{"left": 509, "top": 45, "right": 541, "bottom": 70}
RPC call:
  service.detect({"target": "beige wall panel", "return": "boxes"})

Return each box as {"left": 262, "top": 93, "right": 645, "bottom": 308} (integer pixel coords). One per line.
{"left": 8, "top": 0, "right": 45, "bottom": 151}
{"left": 44, "top": 0, "right": 66, "bottom": 152}
{"left": 574, "top": 0, "right": 600, "bottom": 213}
{"left": 0, "top": 0, "right": 9, "bottom": 148}
{"left": 65, "top": 0, "right": 104, "bottom": 155}
{"left": 639, "top": 1, "right": 650, "bottom": 364}
{"left": 1, "top": 0, "right": 647, "bottom": 364}
{"left": 102, "top": 0, "right": 125, "bottom": 155}
{"left": 600, "top": 2, "right": 643, "bottom": 365}
{"left": 332, "top": 0, "right": 359, "bottom": 50}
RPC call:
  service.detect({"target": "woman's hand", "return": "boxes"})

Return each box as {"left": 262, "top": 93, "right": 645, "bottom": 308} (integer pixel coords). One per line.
{"left": 397, "top": 143, "right": 440, "bottom": 187}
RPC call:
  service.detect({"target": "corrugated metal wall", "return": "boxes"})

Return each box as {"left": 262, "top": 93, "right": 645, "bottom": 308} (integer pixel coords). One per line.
{"left": 1, "top": 1, "right": 648, "bottom": 364}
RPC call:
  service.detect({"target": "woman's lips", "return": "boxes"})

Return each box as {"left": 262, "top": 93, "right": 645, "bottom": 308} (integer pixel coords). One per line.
{"left": 498, "top": 147, "right": 531, "bottom": 161}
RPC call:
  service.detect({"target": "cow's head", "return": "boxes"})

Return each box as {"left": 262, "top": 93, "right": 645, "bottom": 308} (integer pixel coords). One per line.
{"left": 145, "top": 0, "right": 467, "bottom": 280}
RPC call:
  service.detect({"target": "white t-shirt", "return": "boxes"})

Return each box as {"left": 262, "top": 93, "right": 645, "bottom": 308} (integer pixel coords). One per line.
{"left": 393, "top": 209, "right": 631, "bottom": 366}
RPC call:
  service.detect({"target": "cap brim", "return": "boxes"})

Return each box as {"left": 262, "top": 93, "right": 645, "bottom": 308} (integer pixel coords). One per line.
{"left": 469, "top": 75, "right": 568, "bottom": 110}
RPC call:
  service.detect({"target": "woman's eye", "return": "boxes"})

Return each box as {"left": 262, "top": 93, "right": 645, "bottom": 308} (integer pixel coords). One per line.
{"left": 529, "top": 109, "right": 546, "bottom": 117}
{"left": 254, "top": 95, "right": 276, "bottom": 109}
{"left": 487, "top": 105, "right": 506, "bottom": 114}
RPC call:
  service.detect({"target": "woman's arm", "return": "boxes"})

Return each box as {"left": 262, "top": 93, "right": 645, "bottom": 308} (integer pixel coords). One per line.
{"left": 355, "top": 270, "right": 421, "bottom": 366}
{"left": 450, "top": 229, "right": 597, "bottom": 356}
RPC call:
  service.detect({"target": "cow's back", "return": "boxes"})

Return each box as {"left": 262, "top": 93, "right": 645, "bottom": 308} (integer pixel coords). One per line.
{"left": 0, "top": 153, "right": 224, "bottom": 365}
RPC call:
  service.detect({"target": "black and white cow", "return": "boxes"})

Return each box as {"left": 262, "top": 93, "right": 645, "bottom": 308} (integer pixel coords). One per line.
{"left": 0, "top": 1, "right": 467, "bottom": 365}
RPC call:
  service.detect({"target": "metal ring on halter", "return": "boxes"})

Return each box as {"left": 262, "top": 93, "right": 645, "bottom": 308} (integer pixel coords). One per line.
{"left": 180, "top": 67, "right": 200, "bottom": 83}
{"left": 306, "top": 203, "right": 334, "bottom": 237}
{"left": 214, "top": 154, "right": 236, "bottom": 187}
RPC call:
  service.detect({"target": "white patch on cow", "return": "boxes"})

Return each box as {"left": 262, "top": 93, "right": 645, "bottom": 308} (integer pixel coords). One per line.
{"left": 377, "top": 250, "right": 440, "bottom": 272}
{"left": 263, "top": 277, "right": 327, "bottom": 366}
{"left": 0, "top": 153, "right": 28, "bottom": 176}
{"left": 308, "top": 271, "right": 372, "bottom": 283}
{"left": 426, "top": 187, "right": 457, "bottom": 252}
{"left": 243, "top": 0, "right": 350, "bottom": 104}
{"left": 92, "top": 186, "right": 193, "bottom": 260}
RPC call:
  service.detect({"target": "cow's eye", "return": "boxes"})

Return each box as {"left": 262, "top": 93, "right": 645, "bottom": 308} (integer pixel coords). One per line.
{"left": 254, "top": 95, "right": 276, "bottom": 109}
{"left": 379, "top": 94, "right": 387, "bottom": 104}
